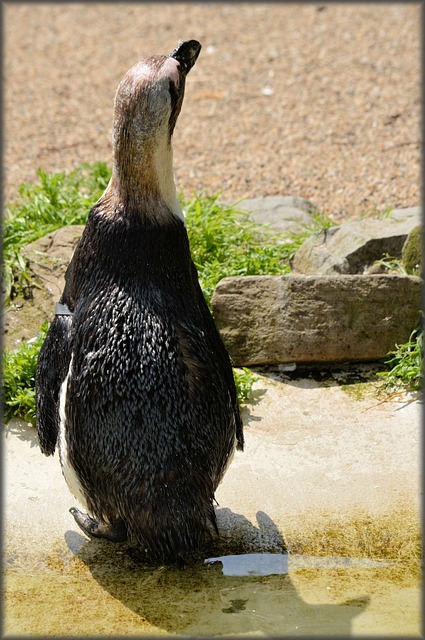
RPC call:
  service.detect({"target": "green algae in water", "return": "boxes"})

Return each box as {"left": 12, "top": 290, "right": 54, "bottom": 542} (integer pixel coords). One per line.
{"left": 4, "top": 541, "right": 420, "bottom": 637}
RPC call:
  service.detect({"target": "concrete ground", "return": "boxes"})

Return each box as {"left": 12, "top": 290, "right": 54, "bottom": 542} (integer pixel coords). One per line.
{"left": 3, "top": 370, "right": 421, "bottom": 636}
{"left": 5, "top": 371, "right": 420, "bottom": 557}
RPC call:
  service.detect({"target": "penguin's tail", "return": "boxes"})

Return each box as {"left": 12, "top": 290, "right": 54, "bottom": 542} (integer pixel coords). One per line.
{"left": 124, "top": 471, "right": 218, "bottom": 563}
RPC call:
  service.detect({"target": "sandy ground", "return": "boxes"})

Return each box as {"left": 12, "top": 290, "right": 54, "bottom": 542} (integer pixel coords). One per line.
{"left": 4, "top": 2, "right": 421, "bottom": 222}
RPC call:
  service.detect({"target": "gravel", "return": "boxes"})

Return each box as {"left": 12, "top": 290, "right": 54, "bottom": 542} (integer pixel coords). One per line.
{"left": 4, "top": 3, "right": 420, "bottom": 222}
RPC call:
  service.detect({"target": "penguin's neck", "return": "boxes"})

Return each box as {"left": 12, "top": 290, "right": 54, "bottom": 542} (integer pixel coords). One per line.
{"left": 107, "top": 129, "right": 184, "bottom": 223}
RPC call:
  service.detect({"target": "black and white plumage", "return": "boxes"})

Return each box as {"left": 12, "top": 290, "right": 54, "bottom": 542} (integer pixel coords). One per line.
{"left": 35, "top": 40, "right": 243, "bottom": 562}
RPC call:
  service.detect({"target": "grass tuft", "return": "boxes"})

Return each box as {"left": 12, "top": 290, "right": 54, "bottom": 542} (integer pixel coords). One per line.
{"left": 3, "top": 323, "right": 49, "bottom": 424}
{"left": 376, "top": 325, "right": 423, "bottom": 393}
{"left": 232, "top": 367, "right": 258, "bottom": 404}
{"left": 368, "top": 253, "right": 408, "bottom": 275}
{"left": 3, "top": 162, "right": 111, "bottom": 303}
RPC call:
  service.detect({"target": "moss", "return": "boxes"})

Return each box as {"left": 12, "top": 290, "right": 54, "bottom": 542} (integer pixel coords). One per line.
{"left": 401, "top": 226, "right": 422, "bottom": 276}
{"left": 283, "top": 506, "right": 421, "bottom": 575}
{"left": 340, "top": 381, "right": 378, "bottom": 401}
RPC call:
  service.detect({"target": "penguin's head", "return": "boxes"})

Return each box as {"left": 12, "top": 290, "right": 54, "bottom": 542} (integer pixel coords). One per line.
{"left": 113, "top": 40, "right": 201, "bottom": 145}
{"left": 110, "top": 40, "right": 201, "bottom": 212}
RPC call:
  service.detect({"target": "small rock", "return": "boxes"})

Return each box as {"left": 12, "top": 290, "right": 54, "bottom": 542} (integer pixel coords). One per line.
{"left": 237, "top": 195, "right": 318, "bottom": 237}
{"left": 261, "top": 86, "right": 274, "bottom": 96}
{"left": 211, "top": 274, "right": 422, "bottom": 366}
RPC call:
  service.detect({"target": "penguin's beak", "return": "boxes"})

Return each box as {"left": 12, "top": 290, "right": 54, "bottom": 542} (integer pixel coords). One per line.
{"left": 169, "top": 40, "right": 201, "bottom": 76}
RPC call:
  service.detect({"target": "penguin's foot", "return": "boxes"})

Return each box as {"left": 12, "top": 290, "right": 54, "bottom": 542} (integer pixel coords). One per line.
{"left": 70, "top": 507, "right": 128, "bottom": 543}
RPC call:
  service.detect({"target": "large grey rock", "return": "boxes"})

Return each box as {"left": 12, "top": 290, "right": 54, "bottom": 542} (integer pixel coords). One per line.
{"left": 211, "top": 274, "right": 422, "bottom": 366}
{"left": 237, "top": 196, "right": 318, "bottom": 237}
{"left": 293, "top": 208, "right": 421, "bottom": 275}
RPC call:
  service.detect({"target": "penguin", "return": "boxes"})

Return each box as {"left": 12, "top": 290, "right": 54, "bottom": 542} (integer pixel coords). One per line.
{"left": 35, "top": 40, "right": 244, "bottom": 563}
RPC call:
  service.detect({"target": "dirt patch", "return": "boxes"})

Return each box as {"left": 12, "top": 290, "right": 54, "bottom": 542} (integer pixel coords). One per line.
{"left": 4, "top": 4, "right": 420, "bottom": 221}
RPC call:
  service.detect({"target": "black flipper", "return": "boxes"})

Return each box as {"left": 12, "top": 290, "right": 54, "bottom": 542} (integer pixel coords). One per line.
{"left": 35, "top": 314, "right": 72, "bottom": 455}
{"left": 35, "top": 257, "right": 76, "bottom": 456}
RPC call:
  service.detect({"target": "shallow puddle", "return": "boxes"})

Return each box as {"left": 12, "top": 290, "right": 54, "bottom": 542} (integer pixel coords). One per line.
{"left": 4, "top": 536, "right": 420, "bottom": 636}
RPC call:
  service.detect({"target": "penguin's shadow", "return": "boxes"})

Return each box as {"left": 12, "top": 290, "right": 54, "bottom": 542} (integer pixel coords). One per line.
{"left": 65, "top": 509, "right": 369, "bottom": 636}
{"left": 239, "top": 384, "right": 267, "bottom": 423}
{"left": 5, "top": 418, "right": 39, "bottom": 448}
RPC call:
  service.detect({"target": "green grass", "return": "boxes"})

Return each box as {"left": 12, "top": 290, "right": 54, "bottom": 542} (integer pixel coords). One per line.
{"left": 233, "top": 367, "right": 258, "bottom": 405}
{"left": 184, "top": 193, "right": 310, "bottom": 304}
{"left": 359, "top": 205, "right": 395, "bottom": 220}
{"left": 3, "top": 162, "right": 111, "bottom": 303}
{"left": 377, "top": 325, "right": 423, "bottom": 393}
{"left": 3, "top": 323, "right": 49, "bottom": 424}
{"left": 368, "top": 253, "right": 408, "bottom": 275}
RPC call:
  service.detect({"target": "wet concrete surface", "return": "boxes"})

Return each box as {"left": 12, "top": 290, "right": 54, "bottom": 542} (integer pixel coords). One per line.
{"left": 3, "top": 371, "right": 421, "bottom": 636}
